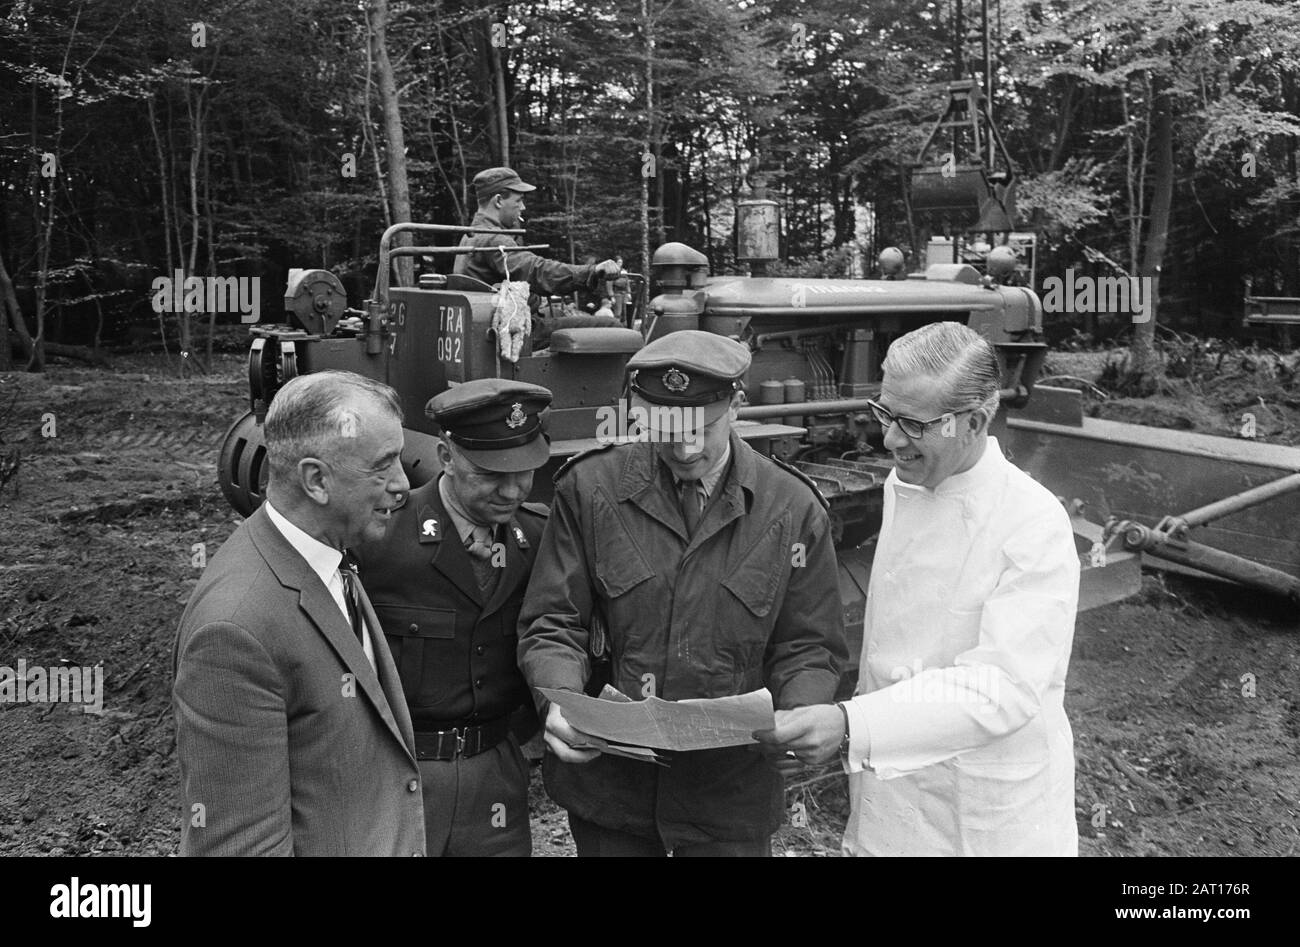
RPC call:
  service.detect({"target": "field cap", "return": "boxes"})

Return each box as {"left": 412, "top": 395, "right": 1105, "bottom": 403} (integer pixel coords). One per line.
{"left": 473, "top": 167, "right": 538, "bottom": 201}
{"left": 626, "top": 330, "right": 749, "bottom": 435}
{"left": 427, "top": 379, "right": 552, "bottom": 472}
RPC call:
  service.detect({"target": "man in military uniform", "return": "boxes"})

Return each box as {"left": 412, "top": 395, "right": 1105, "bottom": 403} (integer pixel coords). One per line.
{"left": 454, "top": 166, "right": 621, "bottom": 295}
{"left": 517, "top": 330, "right": 848, "bottom": 856}
{"left": 355, "top": 378, "right": 552, "bottom": 857}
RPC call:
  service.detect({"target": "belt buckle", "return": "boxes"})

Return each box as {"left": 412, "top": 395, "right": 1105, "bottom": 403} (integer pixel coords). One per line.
{"left": 453, "top": 727, "right": 466, "bottom": 758}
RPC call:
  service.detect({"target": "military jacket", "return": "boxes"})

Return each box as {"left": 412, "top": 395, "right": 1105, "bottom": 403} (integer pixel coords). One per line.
{"left": 454, "top": 211, "right": 598, "bottom": 296}
{"left": 356, "top": 476, "right": 546, "bottom": 730}
{"left": 518, "top": 432, "right": 847, "bottom": 845}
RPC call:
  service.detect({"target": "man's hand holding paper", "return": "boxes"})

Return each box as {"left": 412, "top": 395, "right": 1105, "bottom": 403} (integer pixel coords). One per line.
{"left": 544, "top": 702, "right": 602, "bottom": 764}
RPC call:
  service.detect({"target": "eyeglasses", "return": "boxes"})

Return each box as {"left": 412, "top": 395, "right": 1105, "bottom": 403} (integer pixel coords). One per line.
{"left": 867, "top": 399, "right": 972, "bottom": 439}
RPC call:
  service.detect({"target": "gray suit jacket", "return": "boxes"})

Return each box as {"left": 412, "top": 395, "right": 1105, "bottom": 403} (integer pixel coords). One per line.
{"left": 173, "top": 505, "right": 426, "bottom": 856}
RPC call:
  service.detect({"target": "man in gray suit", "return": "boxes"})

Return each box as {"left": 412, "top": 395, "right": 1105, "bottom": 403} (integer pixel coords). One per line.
{"left": 174, "top": 370, "right": 426, "bottom": 855}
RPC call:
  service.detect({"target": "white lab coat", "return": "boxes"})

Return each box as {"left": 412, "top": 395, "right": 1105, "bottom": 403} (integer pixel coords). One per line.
{"left": 841, "top": 437, "right": 1080, "bottom": 856}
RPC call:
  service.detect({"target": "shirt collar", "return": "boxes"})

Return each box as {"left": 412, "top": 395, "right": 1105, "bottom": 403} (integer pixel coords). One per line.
{"left": 891, "top": 436, "right": 1004, "bottom": 498}
{"left": 670, "top": 440, "right": 732, "bottom": 499}
{"left": 617, "top": 431, "right": 756, "bottom": 506}
{"left": 469, "top": 210, "right": 504, "bottom": 231}
{"left": 439, "top": 474, "right": 491, "bottom": 544}
{"left": 935, "top": 435, "right": 1003, "bottom": 495}
{"left": 264, "top": 500, "right": 343, "bottom": 587}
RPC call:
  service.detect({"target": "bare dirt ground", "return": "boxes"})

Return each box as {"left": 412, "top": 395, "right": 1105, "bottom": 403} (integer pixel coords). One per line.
{"left": 1, "top": 353, "right": 1296, "bottom": 856}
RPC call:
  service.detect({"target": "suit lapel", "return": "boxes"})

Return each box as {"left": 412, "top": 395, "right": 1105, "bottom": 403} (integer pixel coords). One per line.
{"left": 352, "top": 579, "right": 417, "bottom": 757}
{"left": 248, "top": 506, "right": 415, "bottom": 762}
{"left": 299, "top": 579, "right": 415, "bottom": 754}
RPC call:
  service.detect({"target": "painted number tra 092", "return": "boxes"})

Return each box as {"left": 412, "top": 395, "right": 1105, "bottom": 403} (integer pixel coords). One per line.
{"left": 437, "top": 335, "right": 462, "bottom": 364}
{"left": 437, "top": 304, "right": 466, "bottom": 365}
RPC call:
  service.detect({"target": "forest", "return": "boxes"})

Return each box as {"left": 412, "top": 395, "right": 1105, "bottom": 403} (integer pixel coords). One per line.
{"left": 1, "top": 0, "right": 1298, "bottom": 376}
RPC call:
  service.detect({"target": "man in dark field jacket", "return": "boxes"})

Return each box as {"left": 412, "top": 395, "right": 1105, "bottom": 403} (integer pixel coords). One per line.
{"left": 518, "top": 330, "right": 847, "bottom": 856}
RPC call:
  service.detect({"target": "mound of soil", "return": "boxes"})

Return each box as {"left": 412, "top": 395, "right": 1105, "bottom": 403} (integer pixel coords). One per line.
{"left": 1044, "top": 345, "right": 1300, "bottom": 446}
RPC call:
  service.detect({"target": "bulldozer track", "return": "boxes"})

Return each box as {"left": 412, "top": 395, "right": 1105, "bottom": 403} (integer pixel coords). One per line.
{"left": 99, "top": 429, "right": 218, "bottom": 452}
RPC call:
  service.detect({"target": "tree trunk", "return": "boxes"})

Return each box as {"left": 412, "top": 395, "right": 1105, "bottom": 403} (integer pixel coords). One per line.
{"left": 471, "top": 20, "right": 500, "bottom": 167}
{"left": 432, "top": 2, "right": 468, "bottom": 221}
{"left": 204, "top": 105, "right": 217, "bottom": 365}
{"left": 85, "top": 268, "right": 104, "bottom": 353}
{"left": 31, "top": 157, "right": 56, "bottom": 374}
{"left": 1, "top": 254, "right": 103, "bottom": 366}
{"left": 641, "top": 0, "right": 653, "bottom": 288}
{"left": 700, "top": 131, "right": 713, "bottom": 270}
{"left": 0, "top": 253, "right": 28, "bottom": 372}
{"left": 1048, "top": 76, "right": 1077, "bottom": 172}
{"left": 42, "top": 342, "right": 110, "bottom": 366}
{"left": 362, "top": 16, "right": 392, "bottom": 231}
{"left": 147, "top": 96, "right": 173, "bottom": 358}
{"left": 26, "top": 39, "right": 45, "bottom": 371}
{"left": 491, "top": 17, "right": 510, "bottom": 167}
{"left": 181, "top": 82, "right": 204, "bottom": 374}
{"left": 370, "top": 0, "right": 412, "bottom": 285}
{"left": 168, "top": 97, "right": 185, "bottom": 309}
{"left": 1285, "top": 72, "right": 1299, "bottom": 298}
{"left": 0, "top": 251, "right": 11, "bottom": 370}
{"left": 1131, "top": 76, "right": 1174, "bottom": 381}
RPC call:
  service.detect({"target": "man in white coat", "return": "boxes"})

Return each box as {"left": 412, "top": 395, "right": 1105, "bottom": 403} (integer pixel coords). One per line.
{"left": 755, "top": 320, "right": 1081, "bottom": 856}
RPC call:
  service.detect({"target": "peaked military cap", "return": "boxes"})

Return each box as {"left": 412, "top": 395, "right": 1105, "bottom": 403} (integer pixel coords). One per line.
{"left": 472, "top": 167, "right": 538, "bottom": 201}
{"left": 626, "top": 330, "right": 750, "bottom": 434}
{"left": 427, "top": 378, "right": 552, "bottom": 473}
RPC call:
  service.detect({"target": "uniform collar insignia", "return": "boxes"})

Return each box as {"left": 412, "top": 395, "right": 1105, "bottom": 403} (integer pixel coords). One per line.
{"left": 417, "top": 506, "right": 442, "bottom": 544}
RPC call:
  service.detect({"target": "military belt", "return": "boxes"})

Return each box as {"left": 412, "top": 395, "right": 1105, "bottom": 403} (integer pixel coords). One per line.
{"left": 412, "top": 717, "right": 510, "bottom": 761}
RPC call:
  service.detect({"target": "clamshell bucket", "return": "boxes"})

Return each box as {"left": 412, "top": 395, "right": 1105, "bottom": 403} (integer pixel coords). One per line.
{"left": 910, "top": 80, "right": 1017, "bottom": 233}
{"left": 910, "top": 165, "right": 989, "bottom": 220}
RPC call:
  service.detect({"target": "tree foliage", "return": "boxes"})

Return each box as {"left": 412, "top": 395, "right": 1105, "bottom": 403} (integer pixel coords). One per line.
{"left": 1, "top": 0, "right": 1298, "bottom": 372}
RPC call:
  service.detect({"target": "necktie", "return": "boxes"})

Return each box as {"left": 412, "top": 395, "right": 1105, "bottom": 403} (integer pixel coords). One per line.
{"left": 338, "top": 566, "right": 365, "bottom": 644}
{"left": 465, "top": 525, "right": 498, "bottom": 592}
{"left": 679, "top": 481, "right": 705, "bottom": 536}
{"left": 465, "top": 525, "right": 494, "bottom": 561}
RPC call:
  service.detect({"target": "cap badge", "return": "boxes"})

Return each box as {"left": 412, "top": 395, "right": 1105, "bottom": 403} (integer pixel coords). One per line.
{"left": 662, "top": 368, "right": 690, "bottom": 392}
{"left": 505, "top": 402, "right": 527, "bottom": 429}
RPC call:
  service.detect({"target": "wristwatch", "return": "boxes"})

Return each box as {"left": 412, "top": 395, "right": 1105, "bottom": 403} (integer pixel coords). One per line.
{"left": 836, "top": 701, "right": 851, "bottom": 764}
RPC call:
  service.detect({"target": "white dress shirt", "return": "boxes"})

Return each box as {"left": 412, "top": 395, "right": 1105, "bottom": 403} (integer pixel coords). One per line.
{"left": 841, "top": 436, "right": 1080, "bottom": 856}
{"left": 264, "top": 501, "right": 375, "bottom": 668}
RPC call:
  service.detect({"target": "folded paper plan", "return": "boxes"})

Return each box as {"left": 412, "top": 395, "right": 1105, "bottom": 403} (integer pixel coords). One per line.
{"left": 539, "top": 686, "right": 775, "bottom": 752}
